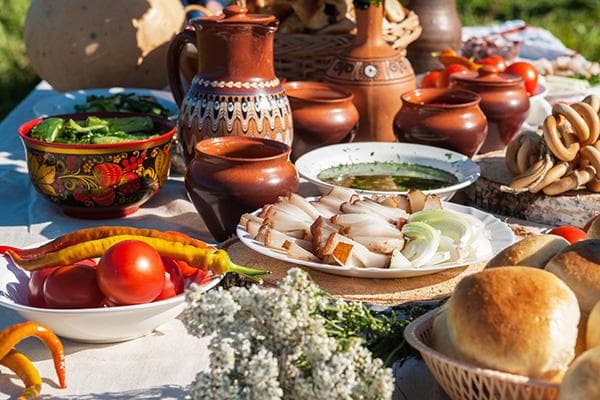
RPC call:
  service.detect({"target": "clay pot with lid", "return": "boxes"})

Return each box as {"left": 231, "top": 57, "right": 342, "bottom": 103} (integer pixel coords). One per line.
{"left": 282, "top": 81, "right": 359, "bottom": 161}
{"left": 451, "top": 66, "right": 530, "bottom": 153}
{"left": 185, "top": 136, "right": 299, "bottom": 242}
{"left": 393, "top": 88, "right": 487, "bottom": 157}
{"left": 167, "top": 5, "right": 293, "bottom": 164}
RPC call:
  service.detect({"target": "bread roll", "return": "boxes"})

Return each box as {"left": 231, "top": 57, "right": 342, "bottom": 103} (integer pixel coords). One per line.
{"left": 444, "top": 267, "right": 579, "bottom": 379}
{"left": 559, "top": 347, "right": 600, "bottom": 400}
{"left": 545, "top": 239, "right": 600, "bottom": 314}
{"left": 587, "top": 300, "right": 600, "bottom": 349}
{"left": 485, "top": 234, "right": 569, "bottom": 269}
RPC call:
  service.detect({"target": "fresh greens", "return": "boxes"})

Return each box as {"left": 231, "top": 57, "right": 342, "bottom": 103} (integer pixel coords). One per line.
{"left": 74, "top": 93, "right": 171, "bottom": 117}
{"left": 30, "top": 116, "right": 157, "bottom": 144}
{"left": 317, "top": 161, "right": 458, "bottom": 191}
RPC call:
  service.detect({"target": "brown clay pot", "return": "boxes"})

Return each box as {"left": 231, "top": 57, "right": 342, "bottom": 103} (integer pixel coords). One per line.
{"left": 325, "top": 0, "right": 416, "bottom": 142}
{"left": 394, "top": 88, "right": 487, "bottom": 157}
{"left": 282, "top": 81, "right": 359, "bottom": 160}
{"left": 167, "top": 5, "right": 293, "bottom": 164}
{"left": 450, "top": 66, "right": 530, "bottom": 153}
{"left": 185, "top": 136, "right": 299, "bottom": 242}
{"left": 406, "top": 0, "right": 462, "bottom": 74}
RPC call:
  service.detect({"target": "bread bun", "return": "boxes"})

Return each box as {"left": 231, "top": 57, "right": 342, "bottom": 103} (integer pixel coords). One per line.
{"left": 559, "top": 347, "right": 600, "bottom": 400}
{"left": 485, "top": 234, "right": 569, "bottom": 269}
{"left": 545, "top": 239, "right": 600, "bottom": 314}
{"left": 587, "top": 300, "right": 600, "bottom": 349}
{"left": 445, "top": 267, "right": 579, "bottom": 379}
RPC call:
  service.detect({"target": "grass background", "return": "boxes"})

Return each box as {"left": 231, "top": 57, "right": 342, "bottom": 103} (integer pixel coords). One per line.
{"left": 1, "top": 0, "right": 599, "bottom": 119}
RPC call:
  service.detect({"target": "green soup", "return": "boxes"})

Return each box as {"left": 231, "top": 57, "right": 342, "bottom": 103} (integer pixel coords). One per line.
{"left": 317, "top": 161, "right": 458, "bottom": 191}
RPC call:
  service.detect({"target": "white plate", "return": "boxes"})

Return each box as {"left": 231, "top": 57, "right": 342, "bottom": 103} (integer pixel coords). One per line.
{"left": 237, "top": 201, "right": 515, "bottom": 279}
{"left": 33, "top": 87, "right": 178, "bottom": 118}
{"left": 295, "top": 142, "right": 480, "bottom": 201}
{"left": 0, "top": 250, "right": 220, "bottom": 343}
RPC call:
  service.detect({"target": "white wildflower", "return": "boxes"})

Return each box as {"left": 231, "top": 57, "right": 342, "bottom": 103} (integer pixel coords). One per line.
{"left": 184, "top": 268, "right": 394, "bottom": 400}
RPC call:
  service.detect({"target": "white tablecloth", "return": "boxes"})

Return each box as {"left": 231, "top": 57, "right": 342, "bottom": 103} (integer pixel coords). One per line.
{"left": 0, "top": 82, "right": 213, "bottom": 399}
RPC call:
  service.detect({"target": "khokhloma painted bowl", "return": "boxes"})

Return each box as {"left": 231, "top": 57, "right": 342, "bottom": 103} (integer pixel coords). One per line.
{"left": 19, "top": 112, "right": 176, "bottom": 218}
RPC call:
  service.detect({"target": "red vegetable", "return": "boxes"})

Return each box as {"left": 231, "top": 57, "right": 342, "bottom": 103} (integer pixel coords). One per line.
{"left": 419, "top": 69, "right": 444, "bottom": 88}
{"left": 549, "top": 226, "right": 587, "bottom": 244}
{"left": 154, "top": 257, "right": 185, "bottom": 301}
{"left": 506, "top": 61, "right": 539, "bottom": 96}
{"left": 439, "top": 63, "right": 469, "bottom": 87}
{"left": 43, "top": 264, "right": 103, "bottom": 309}
{"left": 28, "top": 267, "right": 58, "bottom": 308}
{"left": 476, "top": 55, "right": 507, "bottom": 72}
{"left": 96, "top": 240, "right": 165, "bottom": 305}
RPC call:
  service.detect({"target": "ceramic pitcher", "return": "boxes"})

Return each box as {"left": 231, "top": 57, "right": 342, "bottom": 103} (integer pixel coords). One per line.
{"left": 167, "top": 5, "right": 293, "bottom": 164}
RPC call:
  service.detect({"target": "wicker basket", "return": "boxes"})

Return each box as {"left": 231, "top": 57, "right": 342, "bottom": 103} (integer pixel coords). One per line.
{"left": 274, "top": 11, "right": 421, "bottom": 82}
{"left": 404, "top": 310, "right": 561, "bottom": 400}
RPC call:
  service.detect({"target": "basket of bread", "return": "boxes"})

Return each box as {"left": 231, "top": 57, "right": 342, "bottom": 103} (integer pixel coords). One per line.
{"left": 247, "top": 0, "right": 421, "bottom": 81}
{"left": 405, "top": 225, "right": 600, "bottom": 400}
{"left": 504, "top": 94, "right": 600, "bottom": 196}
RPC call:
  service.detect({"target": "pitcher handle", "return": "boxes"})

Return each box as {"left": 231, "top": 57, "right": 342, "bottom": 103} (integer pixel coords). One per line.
{"left": 167, "top": 29, "right": 197, "bottom": 107}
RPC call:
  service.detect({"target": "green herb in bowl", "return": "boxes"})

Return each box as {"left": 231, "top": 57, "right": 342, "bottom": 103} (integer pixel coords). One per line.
{"left": 74, "top": 93, "right": 171, "bottom": 117}
{"left": 30, "top": 116, "right": 158, "bottom": 144}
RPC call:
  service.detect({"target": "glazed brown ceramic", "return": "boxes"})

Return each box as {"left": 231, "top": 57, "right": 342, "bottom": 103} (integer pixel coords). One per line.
{"left": 451, "top": 66, "right": 530, "bottom": 153}
{"left": 325, "top": 0, "right": 416, "bottom": 142}
{"left": 167, "top": 5, "right": 293, "bottom": 164}
{"left": 406, "top": 0, "right": 462, "bottom": 74}
{"left": 394, "top": 88, "right": 487, "bottom": 157}
{"left": 282, "top": 81, "right": 359, "bottom": 160}
{"left": 185, "top": 136, "right": 299, "bottom": 241}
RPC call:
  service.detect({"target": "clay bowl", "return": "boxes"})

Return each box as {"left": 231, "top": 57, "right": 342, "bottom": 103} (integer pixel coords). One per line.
{"left": 394, "top": 88, "right": 488, "bottom": 157}
{"left": 19, "top": 112, "right": 175, "bottom": 219}
{"left": 282, "top": 81, "right": 359, "bottom": 161}
{"left": 185, "top": 136, "right": 299, "bottom": 242}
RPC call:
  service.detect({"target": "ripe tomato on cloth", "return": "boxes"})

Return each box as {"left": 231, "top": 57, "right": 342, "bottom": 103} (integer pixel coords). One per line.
{"left": 549, "top": 226, "right": 587, "bottom": 244}
{"left": 97, "top": 240, "right": 165, "bottom": 305}
{"left": 154, "top": 257, "right": 185, "bottom": 301}
{"left": 476, "top": 55, "right": 507, "bottom": 72}
{"left": 506, "top": 62, "right": 539, "bottom": 96}
{"left": 43, "top": 264, "right": 104, "bottom": 308}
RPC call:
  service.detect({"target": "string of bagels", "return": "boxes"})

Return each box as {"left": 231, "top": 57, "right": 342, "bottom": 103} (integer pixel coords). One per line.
{"left": 505, "top": 94, "right": 600, "bottom": 195}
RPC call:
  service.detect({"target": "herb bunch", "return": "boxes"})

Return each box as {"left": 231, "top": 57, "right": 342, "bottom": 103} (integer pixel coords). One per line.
{"left": 184, "top": 268, "right": 403, "bottom": 400}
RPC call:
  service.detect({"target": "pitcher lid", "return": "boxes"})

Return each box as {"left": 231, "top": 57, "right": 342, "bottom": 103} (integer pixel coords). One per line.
{"left": 451, "top": 65, "right": 524, "bottom": 86}
{"left": 194, "top": 5, "right": 276, "bottom": 25}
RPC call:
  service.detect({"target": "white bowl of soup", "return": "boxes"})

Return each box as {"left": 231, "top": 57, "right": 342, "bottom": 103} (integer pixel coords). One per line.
{"left": 295, "top": 142, "right": 480, "bottom": 200}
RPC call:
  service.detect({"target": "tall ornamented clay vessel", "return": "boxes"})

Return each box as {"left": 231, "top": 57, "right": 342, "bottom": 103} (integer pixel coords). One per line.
{"left": 167, "top": 5, "right": 293, "bottom": 164}
{"left": 325, "top": 0, "right": 416, "bottom": 142}
{"left": 405, "top": 0, "right": 462, "bottom": 73}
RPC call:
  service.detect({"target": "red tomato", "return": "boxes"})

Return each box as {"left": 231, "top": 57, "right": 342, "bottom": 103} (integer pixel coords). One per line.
{"left": 476, "top": 55, "right": 507, "bottom": 72}
{"left": 549, "top": 226, "right": 587, "bottom": 244}
{"left": 174, "top": 259, "right": 199, "bottom": 278}
{"left": 439, "top": 63, "right": 469, "bottom": 87}
{"left": 506, "top": 62, "right": 539, "bottom": 96}
{"left": 28, "top": 267, "right": 58, "bottom": 308}
{"left": 43, "top": 264, "right": 104, "bottom": 309}
{"left": 76, "top": 258, "right": 97, "bottom": 268}
{"left": 100, "top": 297, "right": 117, "bottom": 307}
{"left": 154, "top": 257, "right": 185, "bottom": 301}
{"left": 419, "top": 69, "right": 445, "bottom": 88}
{"left": 96, "top": 240, "right": 165, "bottom": 305}
{"left": 191, "top": 269, "right": 211, "bottom": 285}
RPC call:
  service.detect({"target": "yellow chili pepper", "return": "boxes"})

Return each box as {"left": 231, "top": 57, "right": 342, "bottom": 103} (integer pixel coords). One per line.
{"left": 0, "top": 226, "right": 207, "bottom": 261}
{"left": 0, "top": 349, "right": 42, "bottom": 400}
{"left": 6, "top": 235, "right": 265, "bottom": 280}
{"left": 0, "top": 322, "right": 66, "bottom": 389}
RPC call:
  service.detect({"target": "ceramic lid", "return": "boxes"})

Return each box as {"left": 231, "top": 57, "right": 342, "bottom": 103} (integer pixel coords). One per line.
{"left": 194, "top": 5, "right": 276, "bottom": 25}
{"left": 451, "top": 65, "right": 523, "bottom": 86}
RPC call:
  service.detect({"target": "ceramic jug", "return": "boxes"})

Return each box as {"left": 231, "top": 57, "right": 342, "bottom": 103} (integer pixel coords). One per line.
{"left": 167, "top": 5, "right": 293, "bottom": 164}
{"left": 325, "top": 0, "right": 416, "bottom": 142}
{"left": 406, "top": 0, "right": 462, "bottom": 73}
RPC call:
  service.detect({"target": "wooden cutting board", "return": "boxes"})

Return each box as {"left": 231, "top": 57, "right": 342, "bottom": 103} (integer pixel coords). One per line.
{"left": 462, "top": 150, "right": 600, "bottom": 227}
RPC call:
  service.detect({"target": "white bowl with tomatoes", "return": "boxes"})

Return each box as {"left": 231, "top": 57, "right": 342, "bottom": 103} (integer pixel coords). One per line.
{"left": 0, "top": 240, "right": 221, "bottom": 343}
